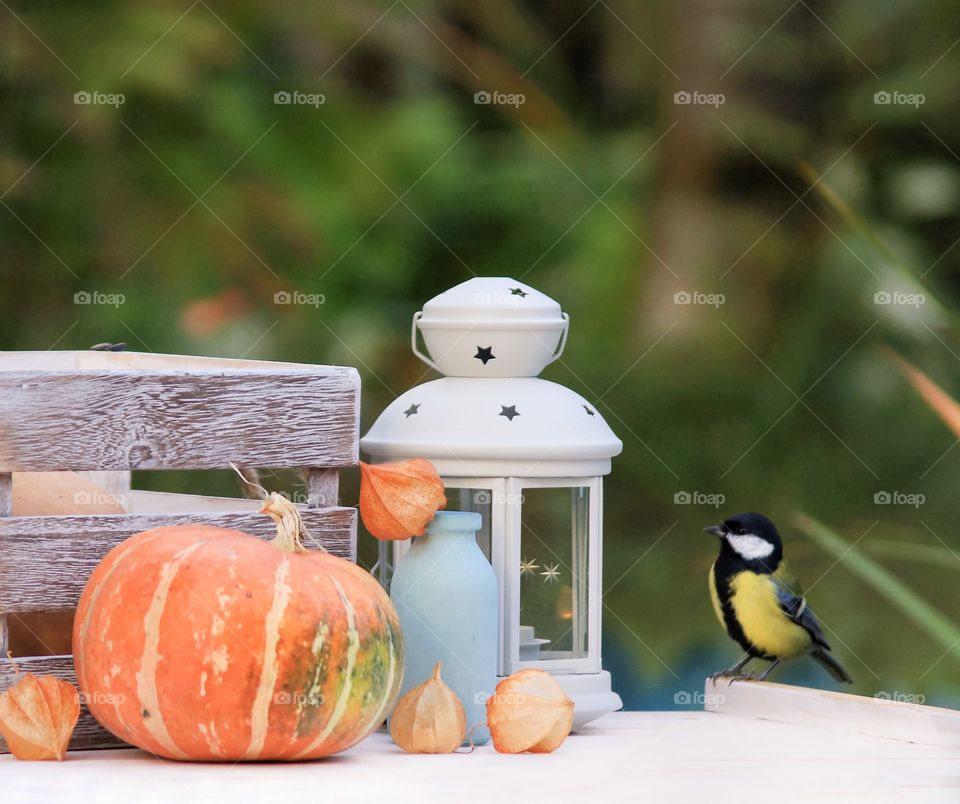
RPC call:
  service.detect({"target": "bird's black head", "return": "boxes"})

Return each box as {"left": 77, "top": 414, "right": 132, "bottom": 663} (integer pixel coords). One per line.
{"left": 703, "top": 512, "right": 783, "bottom": 571}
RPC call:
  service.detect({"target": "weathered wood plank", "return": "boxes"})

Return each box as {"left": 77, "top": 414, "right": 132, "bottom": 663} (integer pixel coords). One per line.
{"left": 306, "top": 468, "right": 356, "bottom": 561}
{"left": 0, "top": 508, "right": 356, "bottom": 611}
{"left": 0, "top": 656, "right": 125, "bottom": 751}
{"left": 0, "top": 368, "right": 360, "bottom": 471}
{"left": 124, "top": 490, "right": 267, "bottom": 514}
{"left": 704, "top": 677, "right": 960, "bottom": 747}
{"left": 0, "top": 473, "right": 11, "bottom": 516}
{"left": 307, "top": 468, "right": 339, "bottom": 508}
{"left": 0, "top": 472, "right": 9, "bottom": 658}
{"left": 0, "top": 351, "right": 317, "bottom": 373}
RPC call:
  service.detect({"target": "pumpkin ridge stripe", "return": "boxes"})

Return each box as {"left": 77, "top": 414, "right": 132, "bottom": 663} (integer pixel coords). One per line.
{"left": 76, "top": 529, "right": 166, "bottom": 677}
{"left": 76, "top": 529, "right": 168, "bottom": 735}
{"left": 295, "top": 621, "right": 329, "bottom": 736}
{"left": 136, "top": 540, "right": 205, "bottom": 760}
{"left": 244, "top": 556, "right": 292, "bottom": 760}
{"left": 357, "top": 608, "right": 397, "bottom": 739}
{"left": 292, "top": 577, "right": 360, "bottom": 759}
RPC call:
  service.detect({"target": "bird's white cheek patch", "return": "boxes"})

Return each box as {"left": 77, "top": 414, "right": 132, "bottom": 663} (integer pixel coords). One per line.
{"left": 727, "top": 534, "right": 775, "bottom": 560}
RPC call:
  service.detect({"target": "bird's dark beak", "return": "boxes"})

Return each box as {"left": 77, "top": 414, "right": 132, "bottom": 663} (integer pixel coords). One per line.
{"left": 703, "top": 524, "right": 727, "bottom": 537}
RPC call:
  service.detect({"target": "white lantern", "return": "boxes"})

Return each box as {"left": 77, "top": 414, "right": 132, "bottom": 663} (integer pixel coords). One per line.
{"left": 361, "top": 277, "right": 623, "bottom": 727}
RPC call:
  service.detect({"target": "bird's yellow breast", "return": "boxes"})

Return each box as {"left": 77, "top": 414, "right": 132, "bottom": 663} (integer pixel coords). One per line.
{"left": 708, "top": 566, "right": 725, "bottom": 627}
{"left": 729, "top": 571, "right": 811, "bottom": 659}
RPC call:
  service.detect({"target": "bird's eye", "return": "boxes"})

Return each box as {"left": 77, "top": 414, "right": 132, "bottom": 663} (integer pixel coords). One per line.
{"left": 736, "top": 527, "right": 747, "bottom": 535}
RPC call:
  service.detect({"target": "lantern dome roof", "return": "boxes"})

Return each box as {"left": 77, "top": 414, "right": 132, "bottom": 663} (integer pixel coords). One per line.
{"left": 361, "top": 377, "right": 622, "bottom": 477}
{"left": 419, "top": 277, "right": 563, "bottom": 325}
{"left": 412, "top": 277, "right": 569, "bottom": 377}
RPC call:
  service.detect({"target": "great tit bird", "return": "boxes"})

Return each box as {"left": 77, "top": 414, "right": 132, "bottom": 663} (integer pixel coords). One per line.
{"left": 703, "top": 512, "right": 852, "bottom": 683}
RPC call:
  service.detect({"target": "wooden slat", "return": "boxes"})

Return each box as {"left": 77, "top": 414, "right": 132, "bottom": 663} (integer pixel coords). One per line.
{"left": 0, "top": 472, "right": 9, "bottom": 658}
{"left": 0, "top": 656, "right": 125, "bottom": 751}
{"left": 124, "top": 490, "right": 268, "bottom": 514}
{"left": 306, "top": 468, "right": 355, "bottom": 561}
{"left": 0, "top": 473, "right": 11, "bottom": 516}
{"left": 704, "top": 678, "right": 960, "bottom": 747}
{"left": 0, "top": 351, "right": 315, "bottom": 373}
{"left": 0, "top": 368, "right": 360, "bottom": 471}
{"left": 307, "top": 467, "right": 339, "bottom": 508}
{"left": 0, "top": 508, "right": 355, "bottom": 611}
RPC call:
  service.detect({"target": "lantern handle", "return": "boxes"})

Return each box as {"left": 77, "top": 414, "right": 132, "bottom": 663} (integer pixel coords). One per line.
{"left": 411, "top": 311, "right": 440, "bottom": 371}
{"left": 546, "top": 313, "right": 570, "bottom": 365}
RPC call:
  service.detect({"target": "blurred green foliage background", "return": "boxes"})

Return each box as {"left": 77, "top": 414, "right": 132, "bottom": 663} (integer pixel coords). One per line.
{"left": 3, "top": 0, "right": 960, "bottom": 708}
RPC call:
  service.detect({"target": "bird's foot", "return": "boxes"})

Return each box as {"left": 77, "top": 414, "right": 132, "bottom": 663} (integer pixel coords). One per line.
{"left": 708, "top": 658, "right": 753, "bottom": 683}
{"left": 708, "top": 671, "right": 759, "bottom": 685}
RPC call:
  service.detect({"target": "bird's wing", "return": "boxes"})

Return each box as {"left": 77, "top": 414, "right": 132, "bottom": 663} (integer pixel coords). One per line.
{"left": 770, "top": 571, "right": 831, "bottom": 651}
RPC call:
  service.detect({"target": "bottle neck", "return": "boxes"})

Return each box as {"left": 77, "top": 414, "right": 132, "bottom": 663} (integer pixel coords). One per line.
{"left": 414, "top": 527, "right": 478, "bottom": 549}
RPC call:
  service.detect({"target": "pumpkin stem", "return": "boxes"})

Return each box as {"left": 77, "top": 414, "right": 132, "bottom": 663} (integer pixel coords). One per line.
{"left": 260, "top": 492, "right": 313, "bottom": 554}
{"left": 228, "top": 461, "right": 269, "bottom": 500}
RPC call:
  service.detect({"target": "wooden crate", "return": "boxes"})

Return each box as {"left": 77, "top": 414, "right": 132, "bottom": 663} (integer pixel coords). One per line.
{"left": 0, "top": 351, "right": 361, "bottom": 752}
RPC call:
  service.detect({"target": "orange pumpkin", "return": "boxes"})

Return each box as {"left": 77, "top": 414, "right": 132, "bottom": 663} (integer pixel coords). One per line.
{"left": 73, "top": 494, "right": 404, "bottom": 761}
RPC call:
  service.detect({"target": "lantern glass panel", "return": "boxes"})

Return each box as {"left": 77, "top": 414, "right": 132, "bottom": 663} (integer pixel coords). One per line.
{"left": 518, "top": 486, "right": 590, "bottom": 662}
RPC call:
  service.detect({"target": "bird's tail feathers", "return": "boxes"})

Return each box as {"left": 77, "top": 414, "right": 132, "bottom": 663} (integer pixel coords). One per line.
{"left": 812, "top": 648, "right": 852, "bottom": 684}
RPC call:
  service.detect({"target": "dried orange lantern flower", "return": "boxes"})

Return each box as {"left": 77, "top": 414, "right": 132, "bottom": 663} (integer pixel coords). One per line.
{"left": 389, "top": 662, "right": 467, "bottom": 753}
{"left": 486, "top": 669, "right": 574, "bottom": 754}
{"left": 0, "top": 659, "right": 80, "bottom": 761}
{"left": 359, "top": 459, "right": 446, "bottom": 541}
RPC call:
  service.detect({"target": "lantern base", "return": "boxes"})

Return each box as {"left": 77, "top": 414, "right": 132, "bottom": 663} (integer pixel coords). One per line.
{"left": 549, "top": 670, "right": 623, "bottom": 730}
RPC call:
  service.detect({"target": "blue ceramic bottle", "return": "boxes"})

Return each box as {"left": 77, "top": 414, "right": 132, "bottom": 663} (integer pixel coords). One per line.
{"left": 389, "top": 511, "right": 498, "bottom": 744}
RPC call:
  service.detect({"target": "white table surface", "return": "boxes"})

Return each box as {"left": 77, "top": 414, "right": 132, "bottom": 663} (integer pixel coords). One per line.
{"left": 4, "top": 711, "right": 959, "bottom": 804}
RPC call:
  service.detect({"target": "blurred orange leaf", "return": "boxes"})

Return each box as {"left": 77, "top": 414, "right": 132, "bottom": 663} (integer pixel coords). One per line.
{"left": 888, "top": 350, "right": 960, "bottom": 438}
{"left": 181, "top": 288, "right": 251, "bottom": 338}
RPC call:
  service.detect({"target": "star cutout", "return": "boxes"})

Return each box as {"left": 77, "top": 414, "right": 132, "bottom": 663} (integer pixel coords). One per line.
{"left": 499, "top": 404, "right": 520, "bottom": 421}
{"left": 509, "top": 287, "right": 528, "bottom": 298}
{"left": 540, "top": 564, "right": 561, "bottom": 584}
{"left": 474, "top": 346, "right": 495, "bottom": 365}
{"left": 403, "top": 403, "right": 420, "bottom": 418}
{"left": 583, "top": 405, "right": 595, "bottom": 416}
{"left": 520, "top": 558, "right": 540, "bottom": 577}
